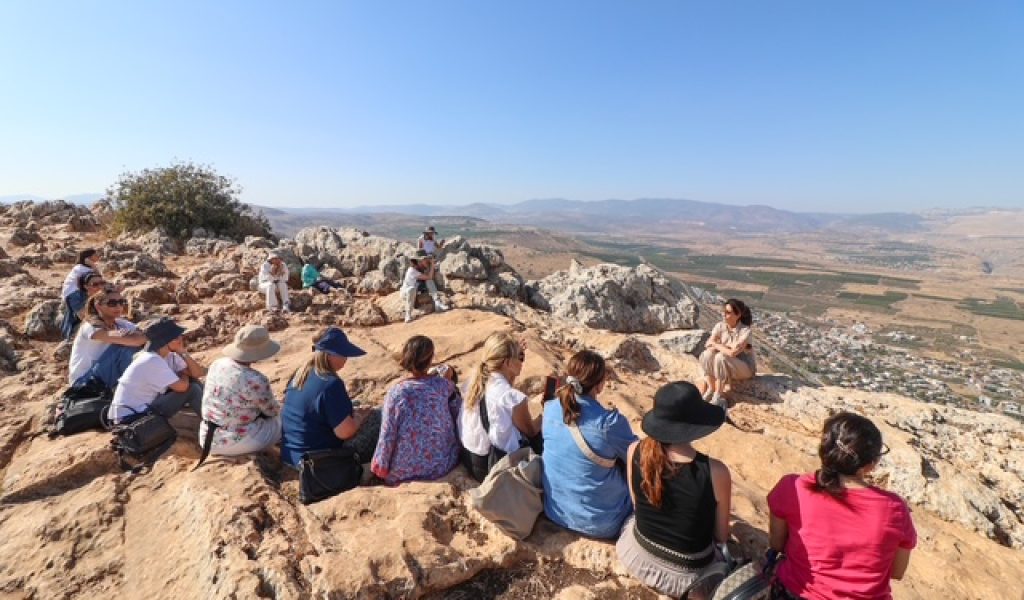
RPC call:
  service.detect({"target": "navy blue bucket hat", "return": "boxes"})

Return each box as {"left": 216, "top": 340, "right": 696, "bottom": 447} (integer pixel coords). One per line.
{"left": 143, "top": 317, "right": 187, "bottom": 352}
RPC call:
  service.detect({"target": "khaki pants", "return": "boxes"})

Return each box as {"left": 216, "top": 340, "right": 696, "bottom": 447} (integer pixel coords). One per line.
{"left": 259, "top": 281, "right": 289, "bottom": 310}
{"left": 698, "top": 349, "right": 754, "bottom": 385}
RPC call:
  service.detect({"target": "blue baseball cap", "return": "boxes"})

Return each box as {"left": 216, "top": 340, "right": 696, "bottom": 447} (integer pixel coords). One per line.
{"left": 314, "top": 328, "right": 366, "bottom": 358}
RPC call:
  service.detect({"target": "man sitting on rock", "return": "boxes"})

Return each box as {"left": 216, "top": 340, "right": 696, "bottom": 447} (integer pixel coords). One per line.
{"left": 259, "top": 252, "right": 291, "bottom": 314}
{"left": 107, "top": 318, "right": 207, "bottom": 425}
{"left": 400, "top": 251, "right": 448, "bottom": 323}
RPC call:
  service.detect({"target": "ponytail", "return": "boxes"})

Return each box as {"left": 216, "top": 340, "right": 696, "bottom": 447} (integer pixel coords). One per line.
{"left": 558, "top": 350, "right": 606, "bottom": 426}
{"left": 465, "top": 332, "right": 520, "bottom": 410}
{"left": 465, "top": 363, "right": 490, "bottom": 410}
{"left": 814, "top": 411, "right": 884, "bottom": 497}
{"left": 292, "top": 328, "right": 337, "bottom": 390}
{"left": 639, "top": 437, "right": 678, "bottom": 508}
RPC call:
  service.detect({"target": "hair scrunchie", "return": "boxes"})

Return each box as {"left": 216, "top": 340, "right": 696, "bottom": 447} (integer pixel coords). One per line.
{"left": 564, "top": 375, "right": 584, "bottom": 395}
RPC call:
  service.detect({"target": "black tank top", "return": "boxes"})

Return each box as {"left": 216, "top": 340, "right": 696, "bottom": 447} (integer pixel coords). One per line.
{"left": 631, "top": 451, "right": 717, "bottom": 554}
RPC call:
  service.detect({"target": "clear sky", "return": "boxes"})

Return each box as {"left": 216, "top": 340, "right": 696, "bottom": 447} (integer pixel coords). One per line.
{"left": 1, "top": 1, "right": 1021, "bottom": 212}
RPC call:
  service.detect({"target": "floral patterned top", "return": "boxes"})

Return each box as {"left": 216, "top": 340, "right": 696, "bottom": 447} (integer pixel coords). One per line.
{"left": 199, "top": 357, "right": 281, "bottom": 448}
{"left": 371, "top": 375, "right": 460, "bottom": 485}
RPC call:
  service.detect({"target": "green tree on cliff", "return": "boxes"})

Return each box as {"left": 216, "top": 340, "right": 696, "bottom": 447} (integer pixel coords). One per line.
{"left": 107, "top": 162, "right": 273, "bottom": 242}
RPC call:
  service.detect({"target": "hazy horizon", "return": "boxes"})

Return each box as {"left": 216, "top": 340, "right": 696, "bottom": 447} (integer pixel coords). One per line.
{"left": 2, "top": 1, "right": 1022, "bottom": 212}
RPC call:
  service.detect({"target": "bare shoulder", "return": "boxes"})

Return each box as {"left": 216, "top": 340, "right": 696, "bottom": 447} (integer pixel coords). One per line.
{"left": 708, "top": 456, "right": 732, "bottom": 481}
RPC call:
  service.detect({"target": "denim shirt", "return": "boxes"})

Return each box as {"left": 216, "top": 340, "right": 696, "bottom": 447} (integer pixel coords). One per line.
{"left": 541, "top": 395, "right": 638, "bottom": 539}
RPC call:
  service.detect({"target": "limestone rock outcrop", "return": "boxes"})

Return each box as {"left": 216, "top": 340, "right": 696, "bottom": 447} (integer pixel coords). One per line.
{"left": 528, "top": 261, "right": 698, "bottom": 334}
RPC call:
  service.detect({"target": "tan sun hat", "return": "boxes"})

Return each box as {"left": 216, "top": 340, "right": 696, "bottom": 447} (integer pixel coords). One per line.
{"left": 223, "top": 325, "right": 281, "bottom": 363}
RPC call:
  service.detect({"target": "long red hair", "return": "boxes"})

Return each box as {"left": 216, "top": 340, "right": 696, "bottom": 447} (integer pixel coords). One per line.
{"left": 639, "top": 437, "right": 678, "bottom": 508}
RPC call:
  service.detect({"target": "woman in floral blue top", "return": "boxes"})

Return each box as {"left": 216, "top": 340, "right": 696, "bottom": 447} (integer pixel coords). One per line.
{"left": 371, "top": 335, "right": 460, "bottom": 485}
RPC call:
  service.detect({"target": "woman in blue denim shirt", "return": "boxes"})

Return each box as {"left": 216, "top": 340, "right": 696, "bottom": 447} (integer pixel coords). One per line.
{"left": 541, "top": 350, "right": 638, "bottom": 539}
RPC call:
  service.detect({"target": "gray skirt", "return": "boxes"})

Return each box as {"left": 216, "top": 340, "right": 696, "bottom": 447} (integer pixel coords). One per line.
{"left": 616, "top": 516, "right": 723, "bottom": 599}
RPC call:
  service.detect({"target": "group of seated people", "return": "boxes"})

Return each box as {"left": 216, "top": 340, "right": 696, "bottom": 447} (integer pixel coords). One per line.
{"left": 59, "top": 247, "right": 913, "bottom": 600}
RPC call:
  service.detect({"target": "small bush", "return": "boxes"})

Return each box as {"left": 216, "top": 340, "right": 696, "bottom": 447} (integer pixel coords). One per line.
{"left": 107, "top": 162, "right": 273, "bottom": 242}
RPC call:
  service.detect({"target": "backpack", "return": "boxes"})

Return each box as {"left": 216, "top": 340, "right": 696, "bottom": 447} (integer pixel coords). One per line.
{"left": 709, "top": 546, "right": 775, "bottom": 600}
{"left": 110, "top": 412, "right": 178, "bottom": 472}
{"left": 50, "top": 378, "right": 113, "bottom": 437}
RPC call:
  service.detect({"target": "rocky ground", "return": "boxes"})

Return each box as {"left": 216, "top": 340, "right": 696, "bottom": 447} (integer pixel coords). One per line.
{"left": 0, "top": 200, "right": 1021, "bottom": 599}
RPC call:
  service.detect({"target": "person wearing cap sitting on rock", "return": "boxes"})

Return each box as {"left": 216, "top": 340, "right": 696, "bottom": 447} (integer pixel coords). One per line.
{"left": 107, "top": 317, "right": 207, "bottom": 425}
{"left": 616, "top": 381, "right": 731, "bottom": 600}
{"left": 258, "top": 252, "right": 291, "bottom": 314}
{"left": 68, "top": 284, "right": 146, "bottom": 387}
{"left": 280, "top": 327, "right": 381, "bottom": 469}
{"left": 417, "top": 226, "right": 445, "bottom": 256}
{"left": 198, "top": 325, "right": 283, "bottom": 457}
{"left": 400, "top": 251, "right": 448, "bottom": 323}
{"left": 371, "top": 335, "right": 461, "bottom": 485}
{"left": 301, "top": 260, "right": 344, "bottom": 295}
{"left": 542, "top": 350, "right": 638, "bottom": 539}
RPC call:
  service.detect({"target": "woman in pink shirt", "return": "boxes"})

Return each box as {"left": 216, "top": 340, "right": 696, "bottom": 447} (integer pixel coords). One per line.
{"left": 767, "top": 412, "right": 916, "bottom": 600}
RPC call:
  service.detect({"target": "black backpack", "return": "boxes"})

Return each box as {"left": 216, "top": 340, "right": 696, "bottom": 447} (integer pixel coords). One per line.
{"left": 110, "top": 412, "right": 178, "bottom": 472}
{"left": 50, "top": 378, "right": 113, "bottom": 437}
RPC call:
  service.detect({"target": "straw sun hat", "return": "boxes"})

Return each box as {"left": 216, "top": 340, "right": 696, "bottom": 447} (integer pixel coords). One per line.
{"left": 223, "top": 325, "right": 281, "bottom": 363}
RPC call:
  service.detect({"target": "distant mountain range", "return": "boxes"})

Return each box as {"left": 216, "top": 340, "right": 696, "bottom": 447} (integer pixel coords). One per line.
{"left": 269, "top": 198, "right": 930, "bottom": 234}
{"left": 0, "top": 193, "right": 105, "bottom": 205}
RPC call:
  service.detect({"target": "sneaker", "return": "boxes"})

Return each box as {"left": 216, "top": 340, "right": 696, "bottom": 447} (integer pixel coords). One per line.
{"left": 434, "top": 299, "right": 449, "bottom": 311}
{"left": 711, "top": 392, "right": 728, "bottom": 410}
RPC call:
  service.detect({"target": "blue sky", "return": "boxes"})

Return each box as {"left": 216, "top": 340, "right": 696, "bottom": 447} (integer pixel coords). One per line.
{"left": 1, "top": 1, "right": 1021, "bottom": 212}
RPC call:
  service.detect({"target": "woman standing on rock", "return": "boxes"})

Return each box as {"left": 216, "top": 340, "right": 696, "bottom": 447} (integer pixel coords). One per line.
{"left": 370, "top": 335, "right": 461, "bottom": 484}
{"left": 60, "top": 249, "right": 102, "bottom": 340}
{"left": 258, "top": 253, "right": 291, "bottom": 314}
{"left": 198, "top": 325, "right": 283, "bottom": 458}
{"left": 68, "top": 284, "right": 146, "bottom": 386}
{"left": 616, "top": 382, "right": 731, "bottom": 599}
{"left": 767, "top": 412, "right": 916, "bottom": 600}
{"left": 697, "top": 298, "right": 755, "bottom": 410}
{"left": 459, "top": 332, "right": 541, "bottom": 482}
{"left": 542, "top": 350, "right": 637, "bottom": 539}
{"left": 280, "top": 327, "right": 380, "bottom": 468}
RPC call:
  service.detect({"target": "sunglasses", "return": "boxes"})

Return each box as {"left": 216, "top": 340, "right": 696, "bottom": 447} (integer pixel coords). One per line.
{"left": 517, "top": 351, "right": 526, "bottom": 362}
{"left": 879, "top": 443, "right": 890, "bottom": 457}
{"left": 104, "top": 299, "right": 128, "bottom": 307}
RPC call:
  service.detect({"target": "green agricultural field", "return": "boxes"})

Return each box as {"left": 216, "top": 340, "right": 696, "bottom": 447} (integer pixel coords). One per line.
{"left": 957, "top": 297, "right": 1024, "bottom": 321}
{"left": 836, "top": 291, "right": 909, "bottom": 308}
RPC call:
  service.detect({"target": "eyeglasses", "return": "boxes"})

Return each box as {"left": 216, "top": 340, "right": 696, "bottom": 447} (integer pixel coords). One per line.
{"left": 515, "top": 351, "right": 526, "bottom": 362}
{"left": 878, "top": 443, "right": 890, "bottom": 457}
{"left": 104, "top": 299, "right": 128, "bottom": 307}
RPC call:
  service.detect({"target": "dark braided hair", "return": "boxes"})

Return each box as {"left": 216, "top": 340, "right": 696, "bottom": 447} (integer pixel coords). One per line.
{"left": 815, "top": 412, "right": 885, "bottom": 497}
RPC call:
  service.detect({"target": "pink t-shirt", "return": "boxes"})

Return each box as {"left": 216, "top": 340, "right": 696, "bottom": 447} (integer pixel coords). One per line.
{"left": 768, "top": 473, "right": 917, "bottom": 600}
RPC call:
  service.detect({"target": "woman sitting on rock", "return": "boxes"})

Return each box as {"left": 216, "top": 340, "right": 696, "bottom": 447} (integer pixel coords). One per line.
{"left": 417, "top": 226, "right": 445, "bottom": 256}
{"left": 371, "top": 335, "right": 461, "bottom": 484}
{"left": 400, "top": 252, "right": 448, "bottom": 323}
{"left": 280, "top": 327, "right": 380, "bottom": 468}
{"left": 107, "top": 318, "right": 207, "bottom": 424}
{"left": 60, "top": 249, "right": 101, "bottom": 340}
{"left": 542, "top": 350, "right": 637, "bottom": 539}
{"left": 697, "top": 298, "right": 756, "bottom": 410}
{"left": 198, "top": 325, "right": 283, "bottom": 457}
{"left": 459, "top": 332, "right": 541, "bottom": 482}
{"left": 258, "top": 252, "right": 291, "bottom": 314}
{"left": 301, "top": 261, "right": 343, "bottom": 295}
{"left": 617, "top": 382, "right": 731, "bottom": 599}
{"left": 68, "top": 285, "right": 146, "bottom": 386}
{"left": 767, "top": 412, "right": 916, "bottom": 600}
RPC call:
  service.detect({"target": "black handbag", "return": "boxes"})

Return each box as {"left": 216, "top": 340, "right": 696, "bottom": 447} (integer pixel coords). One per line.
{"left": 298, "top": 446, "right": 363, "bottom": 505}
{"left": 111, "top": 413, "right": 178, "bottom": 471}
{"left": 50, "top": 377, "right": 113, "bottom": 437}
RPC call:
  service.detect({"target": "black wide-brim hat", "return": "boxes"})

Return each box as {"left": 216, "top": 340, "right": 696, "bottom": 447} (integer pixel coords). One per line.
{"left": 641, "top": 381, "right": 726, "bottom": 444}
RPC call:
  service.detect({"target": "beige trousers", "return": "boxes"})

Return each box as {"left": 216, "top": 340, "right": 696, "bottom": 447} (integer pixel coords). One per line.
{"left": 698, "top": 349, "right": 754, "bottom": 385}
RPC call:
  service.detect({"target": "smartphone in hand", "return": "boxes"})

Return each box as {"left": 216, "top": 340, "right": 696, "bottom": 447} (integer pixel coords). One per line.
{"left": 544, "top": 375, "right": 558, "bottom": 401}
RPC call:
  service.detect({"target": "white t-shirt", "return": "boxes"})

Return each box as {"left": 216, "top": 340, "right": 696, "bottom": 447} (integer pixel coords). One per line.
{"left": 459, "top": 373, "right": 528, "bottom": 455}
{"left": 401, "top": 266, "right": 420, "bottom": 291}
{"left": 68, "top": 318, "right": 138, "bottom": 384}
{"left": 108, "top": 351, "right": 183, "bottom": 421}
{"left": 420, "top": 237, "right": 438, "bottom": 255}
{"left": 61, "top": 264, "right": 94, "bottom": 299}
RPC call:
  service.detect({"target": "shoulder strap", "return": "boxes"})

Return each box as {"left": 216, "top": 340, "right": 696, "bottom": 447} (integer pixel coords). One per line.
{"left": 192, "top": 420, "right": 221, "bottom": 471}
{"left": 567, "top": 423, "right": 616, "bottom": 469}
{"left": 479, "top": 394, "right": 491, "bottom": 435}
